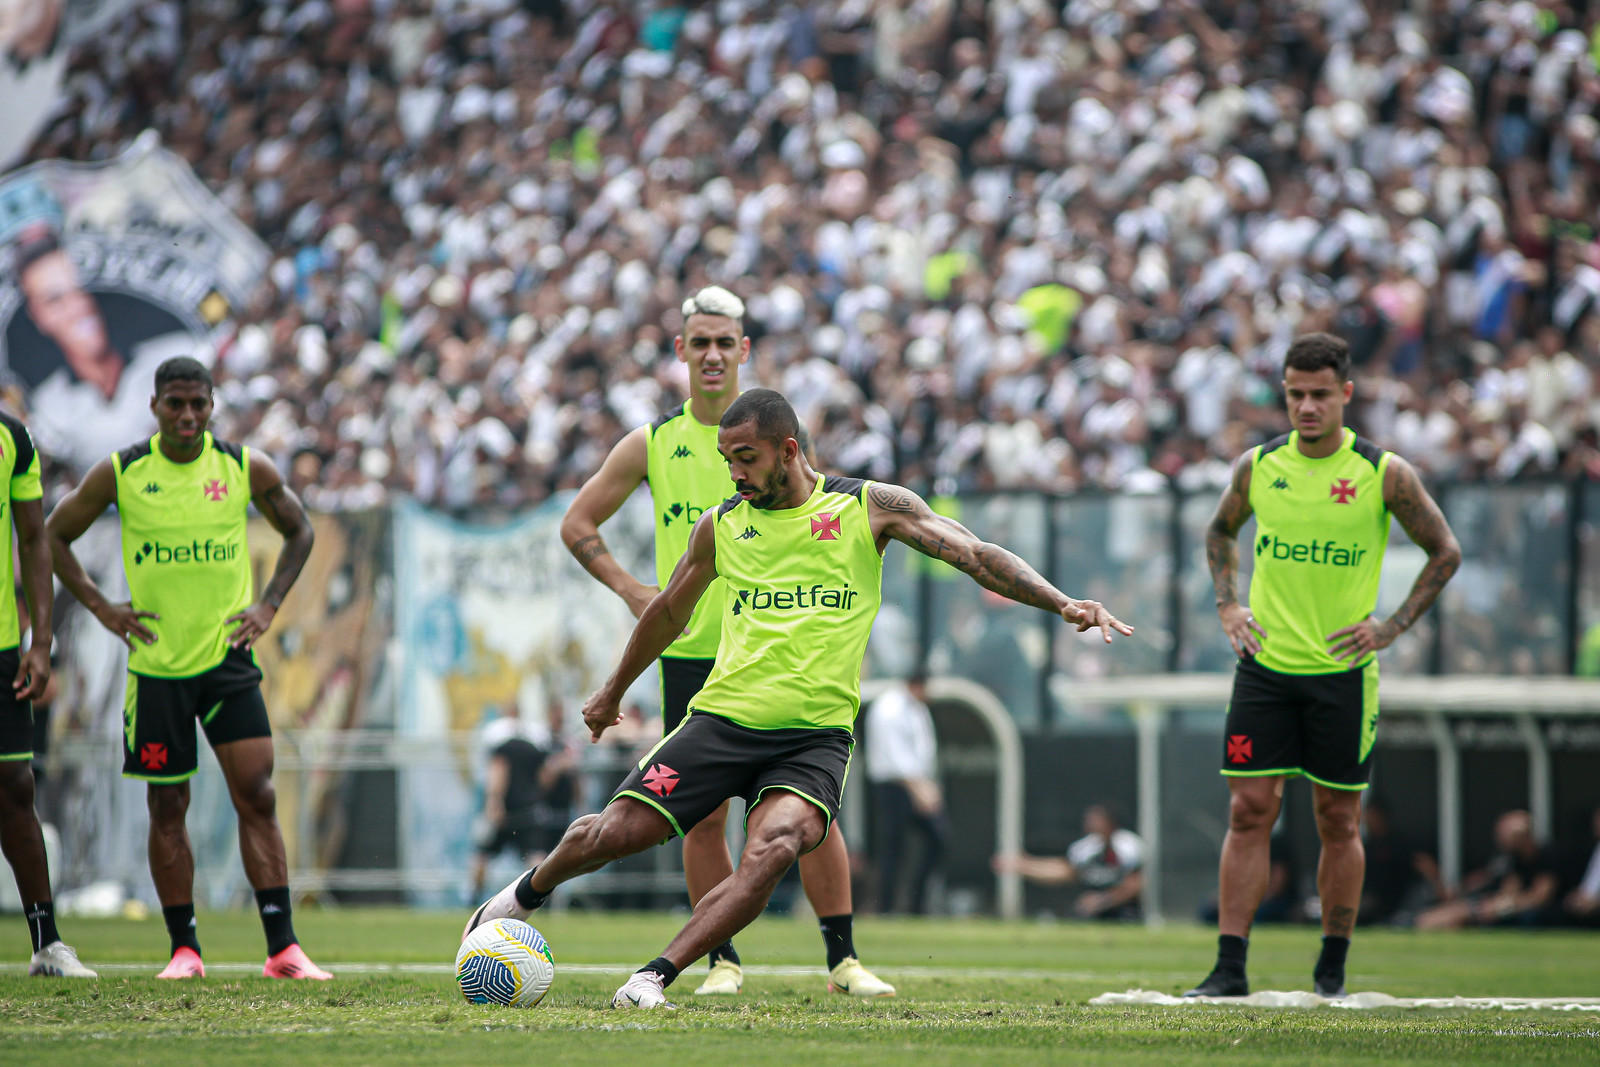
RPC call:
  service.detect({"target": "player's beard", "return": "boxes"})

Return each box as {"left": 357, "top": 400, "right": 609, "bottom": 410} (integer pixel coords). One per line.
{"left": 746, "top": 465, "right": 790, "bottom": 510}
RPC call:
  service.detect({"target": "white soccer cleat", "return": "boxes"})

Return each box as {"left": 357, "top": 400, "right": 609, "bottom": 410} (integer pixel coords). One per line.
{"left": 613, "top": 970, "right": 676, "bottom": 1009}
{"left": 828, "top": 957, "right": 895, "bottom": 997}
{"left": 694, "top": 959, "right": 743, "bottom": 995}
{"left": 462, "top": 877, "right": 532, "bottom": 942}
{"left": 28, "top": 941, "right": 97, "bottom": 978}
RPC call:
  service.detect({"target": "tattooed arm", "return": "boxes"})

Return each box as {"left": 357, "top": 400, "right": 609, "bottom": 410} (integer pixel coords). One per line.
{"left": 1328, "top": 456, "right": 1461, "bottom": 663}
{"left": 1207, "top": 452, "right": 1266, "bottom": 657}
{"left": 560, "top": 426, "right": 658, "bottom": 618}
{"left": 234, "top": 450, "right": 316, "bottom": 649}
{"left": 866, "top": 483, "right": 1133, "bottom": 642}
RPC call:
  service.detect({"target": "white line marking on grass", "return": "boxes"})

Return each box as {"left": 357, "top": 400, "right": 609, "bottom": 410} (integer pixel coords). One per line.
{"left": 1092, "top": 989, "right": 1600, "bottom": 1012}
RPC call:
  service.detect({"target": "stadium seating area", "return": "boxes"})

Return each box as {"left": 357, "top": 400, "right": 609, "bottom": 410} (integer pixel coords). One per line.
{"left": 22, "top": 0, "right": 1600, "bottom": 509}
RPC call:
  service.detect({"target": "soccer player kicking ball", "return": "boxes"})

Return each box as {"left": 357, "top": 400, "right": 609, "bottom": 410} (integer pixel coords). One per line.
{"left": 0, "top": 411, "right": 94, "bottom": 978}
{"left": 468, "top": 389, "right": 1133, "bottom": 1009}
{"left": 47, "top": 357, "right": 332, "bottom": 981}
{"left": 1187, "top": 333, "right": 1459, "bottom": 999}
{"left": 560, "top": 286, "right": 890, "bottom": 997}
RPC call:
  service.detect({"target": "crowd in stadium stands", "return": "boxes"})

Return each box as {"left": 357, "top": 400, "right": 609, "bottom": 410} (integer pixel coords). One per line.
{"left": 19, "top": 0, "right": 1600, "bottom": 510}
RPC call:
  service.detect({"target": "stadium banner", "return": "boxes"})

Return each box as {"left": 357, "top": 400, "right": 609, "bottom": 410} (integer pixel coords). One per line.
{"left": 0, "top": 0, "right": 146, "bottom": 169}
{"left": 0, "top": 131, "right": 270, "bottom": 471}
{"left": 392, "top": 494, "right": 654, "bottom": 905}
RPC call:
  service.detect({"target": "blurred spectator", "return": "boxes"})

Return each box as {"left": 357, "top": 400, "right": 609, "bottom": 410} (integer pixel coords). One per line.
{"left": 1357, "top": 800, "right": 1443, "bottom": 926}
{"left": 864, "top": 671, "right": 944, "bottom": 915}
{"left": 11, "top": 0, "right": 1600, "bottom": 514}
{"left": 1562, "top": 806, "right": 1600, "bottom": 927}
{"left": 995, "top": 804, "right": 1144, "bottom": 921}
{"left": 1416, "top": 810, "right": 1560, "bottom": 929}
{"left": 468, "top": 697, "right": 576, "bottom": 902}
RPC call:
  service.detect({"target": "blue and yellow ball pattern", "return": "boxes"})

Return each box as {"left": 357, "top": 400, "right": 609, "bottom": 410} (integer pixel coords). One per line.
{"left": 455, "top": 918, "right": 556, "bottom": 1007}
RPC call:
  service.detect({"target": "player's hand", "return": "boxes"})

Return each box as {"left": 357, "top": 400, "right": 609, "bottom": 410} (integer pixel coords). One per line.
{"left": 13, "top": 643, "right": 49, "bottom": 702}
{"left": 622, "top": 582, "right": 660, "bottom": 620}
{"left": 1219, "top": 603, "right": 1265, "bottom": 657}
{"left": 1062, "top": 599, "right": 1134, "bottom": 642}
{"left": 1326, "top": 615, "right": 1397, "bottom": 665}
{"left": 581, "top": 687, "right": 623, "bottom": 743}
{"left": 226, "top": 602, "right": 278, "bottom": 650}
{"left": 1073, "top": 891, "right": 1107, "bottom": 919}
{"left": 96, "top": 602, "right": 159, "bottom": 650}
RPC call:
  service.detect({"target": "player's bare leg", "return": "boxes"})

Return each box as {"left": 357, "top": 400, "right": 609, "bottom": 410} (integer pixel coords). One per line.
{"left": 1310, "top": 784, "right": 1363, "bottom": 996}
{"left": 0, "top": 762, "right": 93, "bottom": 977}
{"left": 464, "top": 799, "right": 672, "bottom": 939}
{"left": 799, "top": 823, "right": 894, "bottom": 996}
{"left": 214, "top": 738, "right": 330, "bottom": 979}
{"left": 1186, "top": 775, "right": 1281, "bottom": 997}
{"left": 147, "top": 782, "right": 204, "bottom": 977}
{"left": 682, "top": 799, "right": 742, "bottom": 993}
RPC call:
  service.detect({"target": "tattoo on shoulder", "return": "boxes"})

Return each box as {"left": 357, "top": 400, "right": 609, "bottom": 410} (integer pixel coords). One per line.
{"left": 572, "top": 533, "right": 609, "bottom": 566}
{"left": 868, "top": 484, "right": 918, "bottom": 513}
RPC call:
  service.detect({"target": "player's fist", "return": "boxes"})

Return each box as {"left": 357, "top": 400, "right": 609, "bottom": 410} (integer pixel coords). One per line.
{"left": 581, "top": 688, "right": 623, "bottom": 742}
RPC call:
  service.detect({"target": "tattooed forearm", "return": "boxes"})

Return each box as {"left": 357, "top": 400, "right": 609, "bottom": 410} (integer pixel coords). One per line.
{"left": 570, "top": 534, "right": 610, "bottom": 568}
{"left": 958, "top": 541, "right": 1067, "bottom": 613}
{"left": 1382, "top": 461, "right": 1461, "bottom": 636}
{"left": 1207, "top": 532, "right": 1240, "bottom": 608}
{"left": 257, "top": 484, "right": 313, "bottom": 608}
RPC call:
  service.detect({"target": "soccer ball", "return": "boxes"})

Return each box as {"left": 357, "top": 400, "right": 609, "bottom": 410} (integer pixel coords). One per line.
{"left": 455, "top": 918, "right": 556, "bottom": 1007}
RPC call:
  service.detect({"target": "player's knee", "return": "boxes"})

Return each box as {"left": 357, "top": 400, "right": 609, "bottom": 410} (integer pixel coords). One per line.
{"left": 147, "top": 785, "right": 189, "bottom": 825}
{"left": 0, "top": 764, "right": 34, "bottom": 812}
{"left": 1227, "top": 790, "right": 1276, "bottom": 833}
{"left": 745, "top": 822, "right": 806, "bottom": 876}
{"left": 1313, "top": 798, "right": 1360, "bottom": 843}
{"left": 232, "top": 775, "right": 276, "bottom": 821}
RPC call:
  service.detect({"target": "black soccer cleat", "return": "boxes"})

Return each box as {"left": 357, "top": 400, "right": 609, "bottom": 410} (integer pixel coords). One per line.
{"left": 1313, "top": 973, "right": 1347, "bottom": 999}
{"left": 1183, "top": 967, "right": 1249, "bottom": 998}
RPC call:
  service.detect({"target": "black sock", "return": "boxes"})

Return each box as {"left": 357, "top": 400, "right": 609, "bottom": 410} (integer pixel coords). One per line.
{"left": 255, "top": 887, "right": 297, "bottom": 957}
{"left": 513, "top": 868, "right": 551, "bottom": 911}
{"left": 640, "top": 956, "right": 680, "bottom": 988}
{"left": 1314, "top": 935, "right": 1350, "bottom": 978}
{"left": 1216, "top": 934, "right": 1248, "bottom": 974}
{"left": 708, "top": 940, "right": 740, "bottom": 968}
{"left": 24, "top": 901, "right": 59, "bottom": 953}
{"left": 817, "top": 913, "right": 855, "bottom": 970}
{"left": 163, "top": 903, "right": 201, "bottom": 957}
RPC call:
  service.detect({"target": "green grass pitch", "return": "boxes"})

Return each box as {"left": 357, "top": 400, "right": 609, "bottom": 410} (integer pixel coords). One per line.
{"left": 2, "top": 909, "right": 1598, "bottom": 1065}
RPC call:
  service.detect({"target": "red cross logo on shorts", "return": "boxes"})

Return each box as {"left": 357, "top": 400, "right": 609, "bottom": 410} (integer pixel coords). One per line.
{"left": 203, "top": 479, "right": 228, "bottom": 501}
{"left": 1227, "top": 735, "right": 1252, "bottom": 764}
{"left": 1329, "top": 479, "right": 1356, "bottom": 504}
{"left": 642, "top": 764, "right": 679, "bottom": 797}
{"left": 140, "top": 742, "right": 168, "bottom": 770}
{"left": 811, "top": 512, "right": 841, "bottom": 540}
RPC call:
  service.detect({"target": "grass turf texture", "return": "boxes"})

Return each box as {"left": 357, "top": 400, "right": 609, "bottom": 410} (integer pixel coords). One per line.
{"left": 1, "top": 911, "right": 1597, "bottom": 1065}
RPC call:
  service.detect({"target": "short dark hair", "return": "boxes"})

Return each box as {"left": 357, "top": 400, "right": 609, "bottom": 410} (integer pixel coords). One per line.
{"left": 1284, "top": 332, "right": 1350, "bottom": 380}
{"left": 154, "top": 356, "right": 213, "bottom": 394}
{"left": 721, "top": 387, "right": 799, "bottom": 446}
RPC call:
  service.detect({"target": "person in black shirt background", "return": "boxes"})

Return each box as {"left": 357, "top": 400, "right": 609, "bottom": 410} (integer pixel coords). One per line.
{"left": 469, "top": 697, "right": 576, "bottom": 903}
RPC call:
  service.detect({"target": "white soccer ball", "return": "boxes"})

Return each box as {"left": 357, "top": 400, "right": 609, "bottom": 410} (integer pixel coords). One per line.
{"left": 455, "top": 918, "right": 556, "bottom": 1007}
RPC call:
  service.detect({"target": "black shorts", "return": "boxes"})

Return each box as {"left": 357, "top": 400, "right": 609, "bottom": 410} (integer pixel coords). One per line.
{"left": 477, "top": 821, "right": 562, "bottom": 858}
{"left": 659, "top": 656, "right": 715, "bottom": 733}
{"left": 1221, "top": 657, "right": 1379, "bottom": 791}
{"left": 123, "top": 647, "right": 271, "bottom": 782}
{"left": 612, "top": 710, "right": 853, "bottom": 845}
{"left": 0, "top": 649, "right": 31, "bottom": 762}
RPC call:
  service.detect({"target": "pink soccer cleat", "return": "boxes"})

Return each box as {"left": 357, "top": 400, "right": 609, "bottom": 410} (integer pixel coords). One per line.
{"left": 263, "top": 943, "right": 333, "bottom": 980}
{"left": 156, "top": 946, "right": 205, "bottom": 979}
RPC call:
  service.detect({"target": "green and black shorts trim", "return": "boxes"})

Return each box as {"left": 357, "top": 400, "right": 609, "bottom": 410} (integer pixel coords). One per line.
{"left": 123, "top": 646, "right": 271, "bottom": 782}
{"left": 611, "top": 709, "right": 852, "bottom": 846}
{"left": 659, "top": 655, "right": 715, "bottom": 734}
{"left": 0, "top": 648, "right": 33, "bottom": 762}
{"left": 1220, "top": 656, "right": 1379, "bottom": 790}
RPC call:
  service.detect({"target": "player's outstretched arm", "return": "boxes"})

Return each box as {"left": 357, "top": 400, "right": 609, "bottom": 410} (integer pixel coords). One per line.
{"left": 46, "top": 459, "right": 157, "bottom": 651}
{"left": 227, "top": 451, "right": 315, "bottom": 650}
{"left": 1328, "top": 456, "right": 1461, "bottom": 663}
{"left": 581, "top": 510, "right": 719, "bottom": 741}
{"left": 560, "top": 426, "right": 657, "bottom": 618}
{"left": 1207, "top": 452, "right": 1265, "bottom": 657}
{"left": 866, "top": 483, "right": 1132, "bottom": 642}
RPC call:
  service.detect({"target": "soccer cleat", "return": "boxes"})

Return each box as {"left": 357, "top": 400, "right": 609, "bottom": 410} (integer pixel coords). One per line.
{"left": 827, "top": 957, "right": 895, "bottom": 997}
{"left": 157, "top": 946, "right": 205, "bottom": 979}
{"left": 263, "top": 943, "right": 333, "bottom": 980}
{"left": 613, "top": 970, "right": 676, "bottom": 1009}
{"left": 693, "top": 959, "right": 743, "bottom": 995}
{"left": 1313, "top": 973, "right": 1347, "bottom": 999}
{"left": 1183, "top": 967, "right": 1248, "bottom": 998}
{"left": 28, "top": 941, "right": 97, "bottom": 978}
{"left": 462, "top": 874, "right": 538, "bottom": 942}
